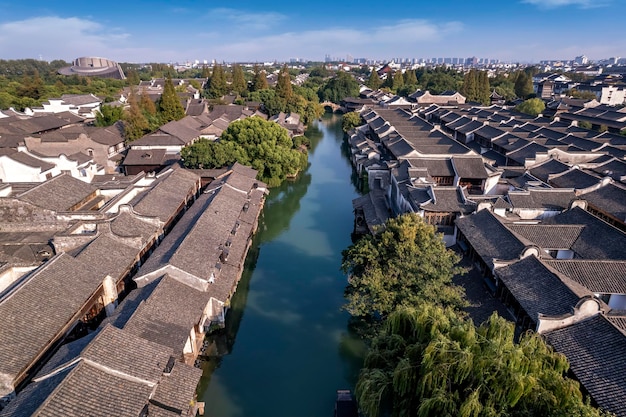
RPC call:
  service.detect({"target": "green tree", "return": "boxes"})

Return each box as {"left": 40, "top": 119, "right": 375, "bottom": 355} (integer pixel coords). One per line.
{"left": 94, "top": 104, "right": 124, "bottom": 127}
{"left": 140, "top": 88, "right": 157, "bottom": 117}
{"left": 309, "top": 66, "right": 329, "bottom": 78}
{"left": 515, "top": 97, "right": 545, "bottom": 117}
{"left": 341, "top": 213, "right": 466, "bottom": 320}
{"left": 403, "top": 69, "right": 417, "bottom": 86}
{"left": 123, "top": 88, "right": 150, "bottom": 141}
{"left": 276, "top": 65, "right": 293, "bottom": 101}
{"left": 342, "top": 111, "right": 362, "bottom": 133}
{"left": 392, "top": 70, "right": 404, "bottom": 91}
{"left": 318, "top": 71, "right": 359, "bottom": 103}
{"left": 17, "top": 70, "right": 45, "bottom": 100}
{"left": 0, "top": 91, "right": 16, "bottom": 109}
{"left": 514, "top": 71, "right": 534, "bottom": 99}
{"left": 357, "top": 305, "right": 610, "bottom": 417}
{"left": 251, "top": 64, "right": 268, "bottom": 92}
{"left": 366, "top": 70, "right": 381, "bottom": 90}
{"left": 125, "top": 69, "right": 140, "bottom": 87}
{"left": 567, "top": 89, "right": 598, "bottom": 101}
{"left": 206, "top": 63, "right": 227, "bottom": 99}
{"left": 231, "top": 64, "right": 247, "bottom": 96}
{"left": 181, "top": 117, "right": 307, "bottom": 187}
{"left": 157, "top": 75, "right": 185, "bottom": 123}
{"left": 462, "top": 69, "right": 476, "bottom": 101}
{"left": 478, "top": 70, "right": 491, "bottom": 105}
{"left": 383, "top": 72, "right": 394, "bottom": 89}
{"left": 201, "top": 65, "right": 211, "bottom": 78}
{"left": 248, "top": 88, "right": 285, "bottom": 116}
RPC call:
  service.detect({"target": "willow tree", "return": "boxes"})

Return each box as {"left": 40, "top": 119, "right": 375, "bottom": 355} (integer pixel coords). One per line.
{"left": 357, "top": 305, "right": 611, "bottom": 417}
{"left": 341, "top": 213, "right": 466, "bottom": 320}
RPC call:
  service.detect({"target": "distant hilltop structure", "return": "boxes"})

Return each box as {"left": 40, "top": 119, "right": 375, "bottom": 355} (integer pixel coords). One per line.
{"left": 58, "top": 56, "right": 126, "bottom": 80}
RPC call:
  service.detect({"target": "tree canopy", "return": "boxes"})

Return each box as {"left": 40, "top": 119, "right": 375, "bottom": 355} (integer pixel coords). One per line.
{"left": 366, "top": 70, "right": 382, "bottom": 90}
{"left": 514, "top": 71, "right": 534, "bottom": 99}
{"left": 231, "top": 64, "right": 247, "bottom": 96}
{"left": 94, "top": 104, "right": 124, "bottom": 127}
{"left": 342, "top": 112, "right": 363, "bottom": 133}
{"left": 206, "top": 63, "right": 228, "bottom": 99}
{"left": 341, "top": 213, "right": 466, "bottom": 319}
{"left": 356, "top": 305, "right": 611, "bottom": 417}
{"left": 515, "top": 97, "right": 545, "bottom": 117}
{"left": 180, "top": 117, "right": 308, "bottom": 187}
{"left": 157, "top": 75, "right": 185, "bottom": 123}
{"left": 318, "top": 71, "right": 359, "bottom": 103}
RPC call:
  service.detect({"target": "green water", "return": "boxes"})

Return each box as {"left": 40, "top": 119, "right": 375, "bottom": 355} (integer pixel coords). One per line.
{"left": 197, "top": 113, "right": 367, "bottom": 417}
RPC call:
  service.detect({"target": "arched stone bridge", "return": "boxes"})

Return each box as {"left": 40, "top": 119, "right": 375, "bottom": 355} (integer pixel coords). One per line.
{"left": 320, "top": 101, "right": 346, "bottom": 113}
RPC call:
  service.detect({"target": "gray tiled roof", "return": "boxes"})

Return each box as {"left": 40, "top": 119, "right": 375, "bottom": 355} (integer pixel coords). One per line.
{"left": 406, "top": 158, "right": 454, "bottom": 177}
{"left": 352, "top": 190, "right": 390, "bottom": 233}
{"left": 508, "top": 188, "right": 575, "bottom": 211}
{"left": 589, "top": 158, "right": 626, "bottom": 182}
{"left": 122, "top": 148, "right": 167, "bottom": 166}
{"left": 131, "top": 132, "right": 185, "bottom": 147}
{"left": 508, "top": 224, "right": 584, "bottom": 249}
{"left": 419, "top": 187, "right": 476, "bottom": 214}
{"left": 170, "top": 184, "right": 248, "bottom": 280}
{"left": 495, "top": 255, "right": 584, "bottom": 320}
{"left": 581, "top": 183, "right": 626, "bottom": 221}
{"left": 544, "top": 315, "right": 626, "bottom": 417}
{"left": 544, "top": 259, "right": 626, "bottom": 294}
{"left": 85, "top": 123, "right": 125, "bottom": 146}
{"left": 455, "top": 209, "right": 529, "bottom": 265}
{"left": 544, "top": 207, "right": 626, "bottom": 260}
{"left": 0, "top": 253, "right": 100, "bottom": 384}
{"left": 123, "top": 275, "right": 210, "bottom": 352}
{"left": 151, "top": 362, "right": 203, "bottom": 414}
{"left": 451, "top": 156, "right": 489, "bottom": 179}
{"left": 158, "top": 117, "right": 201, "bottom": 144}
{"left": 549, "top": 169, "right": 602, "bottom": 190}
{"left": 506, "top": 142, "right": 550, "bottom": 165}
{"left": 109, "top": 208, "right": 161, "bottom": 244}
{"left": 35, "top": 361, "right": 153, "bottom": 417}
{"left": 132, "top": 168, "right": 200, "bottom": 222}
{"left": 18, "top": 174, "right": 98, "bottom": 212}
{"left": 72, "top": 234, "right": 137, "bottom": 280}
{"left": 528, "top": 158, "right": 571, "bottom": 182}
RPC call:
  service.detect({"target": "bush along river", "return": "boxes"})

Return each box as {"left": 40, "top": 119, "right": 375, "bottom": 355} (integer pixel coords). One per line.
{"left": 196, "top": 113, "right": 367, "bottom": 417}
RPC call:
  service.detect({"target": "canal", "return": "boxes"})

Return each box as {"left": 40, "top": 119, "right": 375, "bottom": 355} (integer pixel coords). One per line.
{"left": 197, "top": 113, "right": 367, "bottom": 417}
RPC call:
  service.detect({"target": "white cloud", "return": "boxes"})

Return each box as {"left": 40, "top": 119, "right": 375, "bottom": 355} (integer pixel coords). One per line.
{"left": 205, "top": 19, "right": 464, "bottom": 62}
{"left": 0, "top": 16, "right": 130, "bottom": 61}
{"left": 522, "top": 0, "right": 609, "bottom": 8}
{"left": 206, "top": 8, "right": 287, "bottom": 31}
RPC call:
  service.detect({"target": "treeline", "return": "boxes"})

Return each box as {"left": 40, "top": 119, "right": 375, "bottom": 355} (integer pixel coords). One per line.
{"left": 342, "top": 213, "right": 612, "bottom": 417}
{"left": 361, "top": 65, "right": 548, "bottom": 105}
{"left": 203, "top": 63, "right": 325, "bottom": 125}
{"left": 0, "top": 59, "right": 127, "bottom": 110}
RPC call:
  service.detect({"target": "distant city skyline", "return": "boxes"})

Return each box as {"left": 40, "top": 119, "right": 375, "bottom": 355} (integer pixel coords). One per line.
{"left": 0, "top": 0, "right": 623, "bottom": 64}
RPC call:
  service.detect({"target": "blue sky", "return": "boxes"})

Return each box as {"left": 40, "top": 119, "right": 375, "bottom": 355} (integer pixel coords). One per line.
{"left": 0, "top": 0, "right": 623, "bottom": 64}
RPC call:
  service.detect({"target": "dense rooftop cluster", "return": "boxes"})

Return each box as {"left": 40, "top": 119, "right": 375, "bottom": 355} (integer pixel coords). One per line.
{"left": 346, "top": 94, "right": 626, "bottom": 416}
